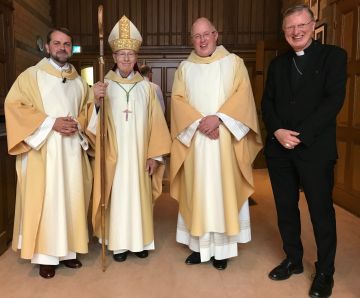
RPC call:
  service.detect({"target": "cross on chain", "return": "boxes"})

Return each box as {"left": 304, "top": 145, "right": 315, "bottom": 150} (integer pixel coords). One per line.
{"left": 116, "top": 81, "right": 138, "bottom": 121}
{"left": 123, "top": 108, "right": 132, "bottom": 121}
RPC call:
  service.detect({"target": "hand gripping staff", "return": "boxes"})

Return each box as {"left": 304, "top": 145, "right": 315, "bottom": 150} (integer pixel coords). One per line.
{"left": 98, "top": 4, "right": 106, "bottom": 272}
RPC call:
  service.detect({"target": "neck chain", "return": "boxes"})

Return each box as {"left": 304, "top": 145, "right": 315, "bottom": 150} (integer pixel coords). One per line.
{"left": 115, "top": 82, "right": 138, "bottom": 121}
{"left": 292, "top": 57, "right": 303, "bottom": 75}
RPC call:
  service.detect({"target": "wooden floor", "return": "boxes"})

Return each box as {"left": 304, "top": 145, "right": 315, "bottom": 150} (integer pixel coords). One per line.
{"left": 0, "top": 169, "right": 359, "bottom": 298}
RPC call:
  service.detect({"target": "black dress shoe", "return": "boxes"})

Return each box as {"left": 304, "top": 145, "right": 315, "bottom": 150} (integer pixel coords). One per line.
{"left": 134, "top": 250, "right": 149, "bottom": 258}
{"left": 113, "top": 251, "right": 128, "bottom": 262}
{"left": 309, "top": 273, "right": 334, "bottom": 298}
{"left": 212, "top": 258, "right": 228, "bottom": 270}
{"left": 39, "top": 265, "right": 56, "bottom": 279}
{"left": 268, "top": 259, "right": 303, "bottom": 280}
{"left": 185, "top": 252, "right": 201, "bottom": 265}
{"left": 61, "top": 259, "right": 82, "bottom": 269}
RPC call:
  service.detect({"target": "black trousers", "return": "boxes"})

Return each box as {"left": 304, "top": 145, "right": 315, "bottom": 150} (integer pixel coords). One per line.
{"left": 267, "top": 155, "right": 336, "bottom": 275}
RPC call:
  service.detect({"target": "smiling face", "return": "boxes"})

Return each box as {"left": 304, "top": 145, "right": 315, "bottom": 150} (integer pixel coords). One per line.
{"left": 45, "top": 30, "right": 72, "bottom": 66}
{"left": 113, "top": 49, "right": 137, "bottom": 77}
{"left": 191, "top": 18, "right": 218, "bottom": 57}
{"left": 283, "top": 9, "right": 315, "bottom": 52}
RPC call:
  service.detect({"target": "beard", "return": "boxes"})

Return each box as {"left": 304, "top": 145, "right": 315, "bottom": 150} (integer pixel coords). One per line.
{"left": 49, "top": 50, "right": 71, "bottom": 65}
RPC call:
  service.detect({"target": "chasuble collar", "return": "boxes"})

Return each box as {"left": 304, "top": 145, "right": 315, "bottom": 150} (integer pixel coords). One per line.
{"left": 48, "top": 58, "right": 70, "bottom": 71}
{"left": 37, "top": 58, "right": 79, "bottom": 80}
{"left": 105, "top": 70, "right": 144, "bottom": 84}
{"left": 187, "top": 45, "right": 230, "bottom": 64}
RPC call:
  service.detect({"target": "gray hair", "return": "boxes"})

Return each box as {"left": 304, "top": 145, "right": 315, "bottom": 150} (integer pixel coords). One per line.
{"left": 282, "top": 4, "right": 315, "bottom": 23}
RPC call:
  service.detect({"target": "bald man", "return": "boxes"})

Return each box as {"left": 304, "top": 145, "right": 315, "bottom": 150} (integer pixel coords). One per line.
{"left": 170, "top": 18, "right": 262, "bottom": 270}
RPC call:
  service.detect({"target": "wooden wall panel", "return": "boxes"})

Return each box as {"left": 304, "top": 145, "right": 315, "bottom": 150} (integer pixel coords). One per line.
{"left": 335, "top": 141, "right": 347, "bottom": 185}
{"left": 79, "top": 0, "right": 93, "bottom": 46}
{"left": 14, "top": 48, "right": 39, "bottom": 75}
{"left": 341, "top": 10, "right": 354, "bottom": 59}
{"left": 334, "top": 0, "right": 360, "bottom": 216}
{"left": 151, "top": 67, "right": 162, "bottom": 88}
{"left": 264, "top": 0, "right": 282, "bottom": 40}
{"left": 0, "top": 134, "right": 8, "bottom": 255}
{"left": 352, "top": 142, "right": 360, "bottom": 192}
{"left": 171, "top": 0, "right": 182, "bottom": 45}
{"left": 337, "top": 78, "right": 350, "bottom": 126}
{"left": 105, "top": 0, "right": 117, "bottom": 38}
{"left": 251, "top": 0, "right": 264, "bottom": 44}
{"left": 0, "top": 133, "right": 16, "bottom": 256}
{"left": 214, "top": 0, "right": 223, "bottom": 42}
{"left": 68, "top": 1, "right": 80, "bottom": 37}
{"left": 0, "top": 1, "right": 14, "bottom": 116}
{"left": 0, "top": 0, "right": 13, "bottom": 249}
{"left": 353, "top": 75, "right": 360, "bottom": 128}
{"left": 13, "top": 0, "right": 51, "bottom": 76}
{"left": 358, "top": 5, "right": 360, "bottom": 60}
{"left": 52, "top": 0, "right": 282, "bottom": 52}
{"left": 236, "top": 0, "right": 251, "bottom": 45}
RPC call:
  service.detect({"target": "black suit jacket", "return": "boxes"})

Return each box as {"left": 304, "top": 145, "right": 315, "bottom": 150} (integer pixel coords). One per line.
{"left": 261, "top": 40, "right": 347, "bottom": 160}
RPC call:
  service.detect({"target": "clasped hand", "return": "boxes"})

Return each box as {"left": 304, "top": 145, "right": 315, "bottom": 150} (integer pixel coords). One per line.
{"left": 198, "top": 115, "right": 221, "bottom": 140}
{"left": 274, "top": 128, "right": 301, "bottom": 149}
{"left": 53, "top": 116, "right": 78, "bottom": 136}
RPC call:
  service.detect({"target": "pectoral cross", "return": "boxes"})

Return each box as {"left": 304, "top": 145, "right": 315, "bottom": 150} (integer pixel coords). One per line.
{"left": 123, "top": 108, "right": 132, "bottom": 121}
{"left": 116, "top": 81, "right": 138, "bottom": 122}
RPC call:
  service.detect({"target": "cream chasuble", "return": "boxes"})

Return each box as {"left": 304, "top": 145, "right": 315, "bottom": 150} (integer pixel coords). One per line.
{"left": 90, "top": 70, "right": 171, "bottom": 253}
{"left": 5, "top": 58, "right": 92, "bottom": 262}
{"left": 171, "top": 46, "right": 262, "bottom": 262}
{"left": 31, "top": 67, "right": 89, "bottom": 260}
{"left": 109, "top": 72, "right": 154, "bottom": 253}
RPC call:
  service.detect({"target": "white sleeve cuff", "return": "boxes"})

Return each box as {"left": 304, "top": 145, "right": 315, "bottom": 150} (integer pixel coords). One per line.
{"left": 216, "top": 112, "right": 249, "bottom": 141}
{"left": 76, "top": 122, "right": 89, "bottom": 151}
{"left": 24, "top": 116, "right": 55, "bottom": 150}
{"left": 151, "top": 156, "right": 164, "bottom": 163}
{"left": 87, "top": 105, "right": 98, "bottom": 135}
{"left": 177, "top": 119, "right": 201, "bottom": 147}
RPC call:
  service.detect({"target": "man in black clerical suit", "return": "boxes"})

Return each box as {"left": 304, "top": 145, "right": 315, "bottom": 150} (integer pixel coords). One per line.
{"left": 261, "top": 4, "right": 347, "bottom": 298}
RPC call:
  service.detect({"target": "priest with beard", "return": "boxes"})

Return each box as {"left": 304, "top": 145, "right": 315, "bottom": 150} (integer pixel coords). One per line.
{"left": 5, "top": 28, "right": 93, "bottom": 279}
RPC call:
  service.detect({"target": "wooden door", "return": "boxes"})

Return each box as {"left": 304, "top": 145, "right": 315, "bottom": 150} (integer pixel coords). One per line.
{"left": 0, "top": 134, "right": 16, "bottom": 255}
{"left": 0, "top": 0, "right": 15, "bottom": 256}
{"left": 140, "top": 59, "right": 183, "bottom": 127}
{"left": 333, "top": 0, "right": 360, "bottom": 216}
{"left": 0, "top": 0, "right": 14, "bottom": 116}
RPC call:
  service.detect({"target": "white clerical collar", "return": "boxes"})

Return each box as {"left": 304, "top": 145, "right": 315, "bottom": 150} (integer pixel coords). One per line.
{"left": 48, "top": 58, "right": 70, "bottom": 71}
{"left": 295, "top": 50, "right": 305, "bottom": 56}
{"left": 143, "top": 76, "right": 150, "bottom": 82}
{"left": 116, "top": 69, "right": 135, "bottom": 79}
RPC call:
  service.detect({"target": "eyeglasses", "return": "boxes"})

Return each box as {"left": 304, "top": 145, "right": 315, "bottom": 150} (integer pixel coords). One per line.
{"left": 115, "top": 51, "right": 136, "bottom": 59}
{"left": 192, "top": 31, "right": 216, "bottom": 41}
{"left": 283, "top": 20, "right": 313, "bottom": 32}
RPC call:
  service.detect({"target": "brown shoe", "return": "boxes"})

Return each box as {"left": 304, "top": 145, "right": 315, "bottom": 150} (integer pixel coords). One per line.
{"left": 60, "top": 259, "right": 82, "bottom": 269}
{"left": 39, "top": 265, "right": 56, "bottom": 279}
